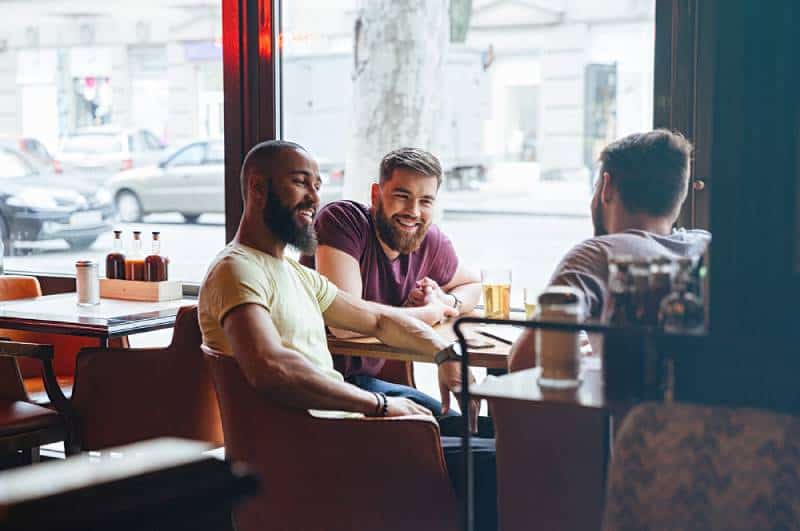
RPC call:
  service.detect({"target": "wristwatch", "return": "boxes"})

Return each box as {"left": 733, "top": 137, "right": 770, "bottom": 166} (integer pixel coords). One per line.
{"left": 450, "top": 292, "right": 463, "bottom": 312}
{"left": 434, "top": 342, "right": 463, "bottom": 365}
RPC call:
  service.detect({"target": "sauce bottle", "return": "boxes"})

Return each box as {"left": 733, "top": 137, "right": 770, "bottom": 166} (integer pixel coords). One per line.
{"left": 125, "top": 231, "right": 145, "bottom": 281}
{"left": 144, "top": 231, "right": 169, "bottom": 282}
{"left": 105, "top": 230, "right": 126, "bottom": 279}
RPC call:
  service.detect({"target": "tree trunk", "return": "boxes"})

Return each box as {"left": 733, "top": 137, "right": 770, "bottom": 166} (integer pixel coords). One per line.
{"left": 344, "top": 0, "right": 449, "bottom": 204}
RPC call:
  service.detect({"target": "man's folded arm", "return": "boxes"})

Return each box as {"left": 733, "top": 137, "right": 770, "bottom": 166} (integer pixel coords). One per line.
{"left": 222, "top": 302, "right": 377, "bottom": 414}
{"left": 322, "top": 290, "right": 448, "bottom": 360}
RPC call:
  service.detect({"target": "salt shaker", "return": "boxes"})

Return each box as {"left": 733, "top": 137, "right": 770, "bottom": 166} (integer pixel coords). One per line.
{"left": 76, "top": 260, "right": 100, "bottom": 306}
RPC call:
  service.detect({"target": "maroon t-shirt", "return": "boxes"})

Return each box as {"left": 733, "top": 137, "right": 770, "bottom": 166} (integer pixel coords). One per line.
{"left": 300, "top": 200, "right": 459, "bottom": 378}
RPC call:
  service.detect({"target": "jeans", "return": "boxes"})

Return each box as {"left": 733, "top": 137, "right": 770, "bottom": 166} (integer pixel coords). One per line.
{"left": 347, "top": 374, "right": 495, "bottom": 438}
{"left": 346, "top": 374, "right": 457, "bottom": 418}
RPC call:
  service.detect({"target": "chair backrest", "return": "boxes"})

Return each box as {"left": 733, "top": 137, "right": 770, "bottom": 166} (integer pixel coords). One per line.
{"left": 0, "top": 275, "right": 42, "bottom": 300}
{"left": 603, "top": 402, "right": 800, "bottom": 531}
{"left": 376, "top": 359, "right": 416, "bottom": 387}
{"left": 205, "top": 347, "right": 458, "bottom": 531}
{"left": 71, "top": 306, "right": 223, "bottom": 451}
{"left": 491, "top": 397, "right": 608, "bottom": 531}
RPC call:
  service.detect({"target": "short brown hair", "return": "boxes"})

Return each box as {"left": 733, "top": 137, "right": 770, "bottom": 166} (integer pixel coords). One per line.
{"left": 599, "top": 129, "right": 693, "bottom": 217}
{"left": 379, "top": 147, "right": 443, "bottom": 187}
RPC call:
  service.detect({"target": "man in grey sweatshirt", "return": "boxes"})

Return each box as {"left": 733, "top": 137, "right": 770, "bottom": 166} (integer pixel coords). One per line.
{"left": 510, "top": 129, "right": 710, "bottom": 370}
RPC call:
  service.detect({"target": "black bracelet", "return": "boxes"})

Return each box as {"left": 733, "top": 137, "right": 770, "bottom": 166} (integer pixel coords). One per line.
{"left": 378, "top": 392, "right": 388, "bottom": 417}
{"left": 371, "top": 392, "right": 382, "bottom": 416}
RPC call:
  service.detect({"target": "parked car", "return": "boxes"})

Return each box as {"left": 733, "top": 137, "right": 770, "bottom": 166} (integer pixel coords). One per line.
{"left": 105, "top": 139, "right": 223, "bottom": 223}
{"left": 0, "top": 140, "right": 114, "bottom": 254}
{"left": 55, "top": 127, "right": 166, "bottom": 187}
{"left": 0, "top": 136, "right": 60, "bottom": 174}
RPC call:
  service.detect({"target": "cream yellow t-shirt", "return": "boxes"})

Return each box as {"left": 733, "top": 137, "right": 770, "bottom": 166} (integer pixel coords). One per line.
{"left": 198, "top": 242, "right": 342, "bottom": 383}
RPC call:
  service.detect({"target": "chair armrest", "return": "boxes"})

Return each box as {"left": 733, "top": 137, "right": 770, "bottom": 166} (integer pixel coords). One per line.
{"left": 0, "top": 339, "right": 54, "bottom": 361}
{"left": 0, "top": 339, "right": 78, "bottom": 453}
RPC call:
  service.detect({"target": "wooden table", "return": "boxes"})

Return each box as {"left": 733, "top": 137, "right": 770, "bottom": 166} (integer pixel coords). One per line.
{"left": 471, "top": 362, "right": 609, "bottom": 531}
{"left": 0, "top": 293, "right": 197, "bottom": 346}
{"left": 327, "top": 312, "right": 524, "bottom": 369}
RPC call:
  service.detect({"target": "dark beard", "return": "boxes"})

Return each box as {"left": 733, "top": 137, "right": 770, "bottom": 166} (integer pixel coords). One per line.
{"left": 262, "top": 185, "right": 318, "bottom": 255}
{"left": 372, "top": 200, "right": 429, "bottom": 254}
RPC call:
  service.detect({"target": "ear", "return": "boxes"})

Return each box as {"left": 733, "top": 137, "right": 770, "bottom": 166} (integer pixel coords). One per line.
{"left": 600, "top": 171, "right": 614, "bottom": 204}
{"left": 247, "top": 171, "right": 268, "bottom": 204}
{"left": 370, "top": 182, "right": 381, "bottom": 207}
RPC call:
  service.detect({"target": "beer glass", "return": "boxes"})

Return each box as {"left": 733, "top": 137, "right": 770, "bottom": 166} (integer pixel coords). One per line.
{"left": 524, "top": 288, "right": 538, "bottom": 320}
{"left": 481, "top": 269, "right": 511, "bottom": 319}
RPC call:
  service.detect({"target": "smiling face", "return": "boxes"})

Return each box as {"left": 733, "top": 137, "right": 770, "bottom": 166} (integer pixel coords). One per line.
{"left": 370, "top": 167, "right": 438, "bottom": 255}
{"left": 261, "top": 147, "right": 322, "bottom": 254}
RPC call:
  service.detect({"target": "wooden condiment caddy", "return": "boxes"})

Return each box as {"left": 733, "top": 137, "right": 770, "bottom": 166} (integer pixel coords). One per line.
{"left": 100, "top": 278, "right": 183, "bottom": 302}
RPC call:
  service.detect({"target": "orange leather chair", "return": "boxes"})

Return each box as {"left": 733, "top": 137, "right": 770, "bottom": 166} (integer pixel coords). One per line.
{"left": 0, "top": 275, "right": 128, "bottom": 405}
{"left": 0, "top": 340, "right": 73, "bottom": 464}
{"left": 69, "top": 306, "right": 223, "bottom": 451}
{"left": 204, "top": 348, "right": 458, "bottom": 531}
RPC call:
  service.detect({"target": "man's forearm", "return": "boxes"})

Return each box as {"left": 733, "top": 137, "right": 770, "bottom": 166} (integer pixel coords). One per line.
{"left": 372, "top": 307, "right": 449, "bottom": 360}
{"left": 244, "top": 347, "right": 377, "bottom": 414}
{"left": 448, "top": 282, "right": 481, "bottom": 313}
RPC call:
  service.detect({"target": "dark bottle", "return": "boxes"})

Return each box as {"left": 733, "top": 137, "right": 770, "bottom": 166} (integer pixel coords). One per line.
{"left": 659, "top": 257, "right": 705, "bottom": 334}
{"left": 125, "top": 231, "right": 145, "bottom": 281}
{"left": 604, "top": 255, "right": 651, "bottom": 403}
{"left": 144, "top": 231, "right": 169, "bottom": 282}
{"left": 647, "top": 256, "right": 675, "bottom": 324}
{"left": 607, "top": 256, "right": 635, "bottom": 325}
{"left": 105, "top": 230, "right": 126, "bottom": 279}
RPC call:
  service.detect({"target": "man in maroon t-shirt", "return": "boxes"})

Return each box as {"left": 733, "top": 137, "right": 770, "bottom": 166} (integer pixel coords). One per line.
{"left": 300, "top": 147, "right": 481, "bottom": 417}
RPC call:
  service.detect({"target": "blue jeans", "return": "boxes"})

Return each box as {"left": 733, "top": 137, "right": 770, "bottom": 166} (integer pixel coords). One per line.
{"left": 346, "top": 374, "right": 457, "bottom": 418}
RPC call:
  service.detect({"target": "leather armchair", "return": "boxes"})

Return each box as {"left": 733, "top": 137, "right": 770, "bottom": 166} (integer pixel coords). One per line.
{"left": 0, "top": 340, "right": 76, "bottom": 464}
{"left": 70, "top": 306, "right": 223, "bottom": 452}
{"left": 204, "top": 348, "right": 458, "bottom": 531}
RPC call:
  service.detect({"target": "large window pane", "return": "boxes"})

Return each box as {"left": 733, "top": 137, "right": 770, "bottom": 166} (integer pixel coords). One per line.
{"left": 281, "top": 0, "right": 654, "bottom": 304}
{"left": 0, "top": 2, "right": 224, "bottom": 281}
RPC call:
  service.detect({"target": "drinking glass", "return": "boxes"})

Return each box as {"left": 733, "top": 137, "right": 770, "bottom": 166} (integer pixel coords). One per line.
{"left": 524, "top": 288, "right": 538, "bottom": 320}
{"left": 481, "top": 269, "right": 511, "bottom": 319}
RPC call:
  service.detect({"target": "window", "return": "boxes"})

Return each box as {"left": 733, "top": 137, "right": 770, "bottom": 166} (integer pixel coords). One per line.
{"left": 1, "top": 2, "right": 224, "bottom": 282}
{"left": 168, "top": 144, "right": 206, "bottom": 167}
{"left": 280, "top": 0, "right": 655, "bottom": 304}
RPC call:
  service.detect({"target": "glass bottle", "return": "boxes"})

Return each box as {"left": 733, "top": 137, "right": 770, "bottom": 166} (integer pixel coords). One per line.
{"left": 125, "top": 231, "right": 145, "bottom": 281}
{"left": 648, "top": 256, "right": 675, "bottom": 324}
{"left": 105, "top": 230, "right": 126, "bottom": 279}
{"left": 630, "top": 258, "right": 652, "bottom": 325}
{"left": 604, "top": 255, "right": 647, "bottom": 403}
{"left": 606, "top": 255, "right": 635, "bottom": 325}
{"left": 659, "top": 257, "right": 705, "bottom": 334}
{"left": 144, "top": 231, "right": 169, "bottom": 282}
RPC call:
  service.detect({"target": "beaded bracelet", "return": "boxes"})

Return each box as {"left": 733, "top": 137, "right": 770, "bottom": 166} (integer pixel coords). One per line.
{"left": 377, "top": 392, "right": 388, "bottom": 417}
{"left": 371, "top": 392, "right": 382, "bottom": 416}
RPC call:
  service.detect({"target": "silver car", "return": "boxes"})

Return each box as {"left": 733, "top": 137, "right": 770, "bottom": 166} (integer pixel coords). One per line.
{"left": 105, "top": 139, "right": 224, "bottom": 223}
{"left": 56, "top": 127, "right": 166, "bottom": 187}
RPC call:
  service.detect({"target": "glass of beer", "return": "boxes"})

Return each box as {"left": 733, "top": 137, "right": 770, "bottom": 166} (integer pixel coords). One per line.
{"left": 524, "top": 288, "right": 538, "bottom": 320}
{"left": 481, "top": 269, "right": 511, "bottom": 319}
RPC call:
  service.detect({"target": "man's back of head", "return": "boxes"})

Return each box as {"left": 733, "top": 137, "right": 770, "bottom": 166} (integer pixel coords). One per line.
{"left": 598, "top": 129, "right": 693, "bottom": 221}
